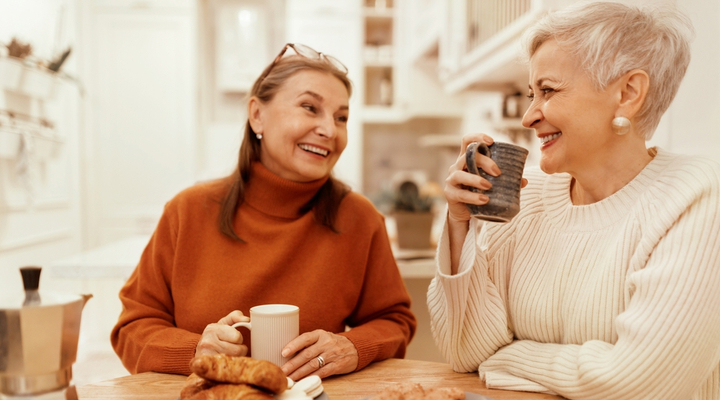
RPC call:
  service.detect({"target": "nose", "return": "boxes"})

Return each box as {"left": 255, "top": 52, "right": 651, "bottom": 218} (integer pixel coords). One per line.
{"left": 521, "top": 101, "right": 541, "bottom": 129}
{"left": 316, "top": 113, "right": 337, "bottom": 139}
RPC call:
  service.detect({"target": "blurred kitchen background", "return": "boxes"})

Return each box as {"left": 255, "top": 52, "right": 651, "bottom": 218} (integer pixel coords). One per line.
{"left": 0, "top": 0, "right": 718, "bottom": 387}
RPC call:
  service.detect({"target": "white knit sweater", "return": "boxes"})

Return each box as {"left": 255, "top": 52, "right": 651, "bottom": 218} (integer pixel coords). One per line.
{"left": 428, "top": 148, "right": 720, "bottom": 400}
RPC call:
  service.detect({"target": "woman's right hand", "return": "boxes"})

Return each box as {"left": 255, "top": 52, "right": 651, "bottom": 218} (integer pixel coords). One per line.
{"left": 195, "top": 310, "right": 250, "bottom": 358}
{"left": 444, "top": 134, "right": 499, "bottom": 224}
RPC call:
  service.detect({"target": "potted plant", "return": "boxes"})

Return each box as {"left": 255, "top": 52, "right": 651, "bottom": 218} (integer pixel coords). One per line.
{"left": 374, "top": 180, "right": 442, "bottom": 249}
{"left": 0, "top": 37, "right": 32, "bottom": 92}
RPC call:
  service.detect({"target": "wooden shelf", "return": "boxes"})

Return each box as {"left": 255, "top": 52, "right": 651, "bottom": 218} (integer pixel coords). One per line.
{"left": 363, "top": 7, "right": 394, "bottom": 20}
{"left": 0, "top": 56, "right": 60, "bottom": 100}
{"left": 418, "top": 134, "right": 462, "bottom": 148}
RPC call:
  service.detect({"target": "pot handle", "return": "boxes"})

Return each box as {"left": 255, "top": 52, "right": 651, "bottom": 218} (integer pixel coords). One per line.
{"left": 20, "top": 266, "right": 42, "bottom": 306}
{"left": 20, "top": 266, "right": 42, "bottom": 291}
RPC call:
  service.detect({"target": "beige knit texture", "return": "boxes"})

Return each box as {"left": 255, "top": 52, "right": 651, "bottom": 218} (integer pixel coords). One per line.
{"left": 428, "top": 148, "right": 720, "bottom": 400}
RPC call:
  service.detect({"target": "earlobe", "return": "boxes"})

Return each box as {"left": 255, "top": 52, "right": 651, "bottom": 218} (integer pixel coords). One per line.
{"left": 248, "top": 97, "right": 263, "bottom": 134}
{"left": 619, "top": 69, "right": 650, "bottom": 118}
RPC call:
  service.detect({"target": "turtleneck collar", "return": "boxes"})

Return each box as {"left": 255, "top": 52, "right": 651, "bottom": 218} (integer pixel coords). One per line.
{"left": 243, "top": 162, "right": 329, "bottom": 219}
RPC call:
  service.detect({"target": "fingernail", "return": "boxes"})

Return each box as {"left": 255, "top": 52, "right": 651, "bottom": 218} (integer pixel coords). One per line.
{"left": 491, "top": 165, "right": 501, "bottom": 176}
{"left": 281, "top": 349, "right": 289, "bottom": 357}
{"left": 478, "top": 194, "right": 489, "bottom": 203}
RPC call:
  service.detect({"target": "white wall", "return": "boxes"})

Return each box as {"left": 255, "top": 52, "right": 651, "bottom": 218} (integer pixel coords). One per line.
{"left": 657, "top": 0, "right": 720, "bottom": 158}
{"left": 81, "top": 1, "right": 198, "bottom": 247}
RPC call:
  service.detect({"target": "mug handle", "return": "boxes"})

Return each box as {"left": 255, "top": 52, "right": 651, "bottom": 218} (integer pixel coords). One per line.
{"left": 465, "top": 142, "right": 492, "bottom": 176}
{"left": 232, "top": 321, "right": 251, "bottom": 330}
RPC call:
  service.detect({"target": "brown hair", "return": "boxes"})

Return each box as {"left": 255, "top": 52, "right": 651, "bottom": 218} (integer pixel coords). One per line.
{"left": 218, "top": 55, "right": 353, "bottom": 241}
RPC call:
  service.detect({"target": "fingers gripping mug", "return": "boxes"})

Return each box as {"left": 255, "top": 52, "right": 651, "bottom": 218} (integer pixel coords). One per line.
{"left": 232, "top": 304, "right": 299, "bottom": 366}
{"left": 465, "top": 141, "right": 529, "bottom": 223}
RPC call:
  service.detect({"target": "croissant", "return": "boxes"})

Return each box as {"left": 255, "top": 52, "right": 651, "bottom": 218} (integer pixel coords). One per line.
{"left": 184, "top": 382, "right": 274, "bottom": 400}
{"left": 179, "top": 373, "right": 214, "bottom": 399}
{"left": 189, "top": 354, "right": 287, "bottom": 394}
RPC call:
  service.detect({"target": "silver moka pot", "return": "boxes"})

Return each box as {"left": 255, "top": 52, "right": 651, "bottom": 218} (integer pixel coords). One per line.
{"left": 0, "top": 267, "right": 92, "bottom": 395}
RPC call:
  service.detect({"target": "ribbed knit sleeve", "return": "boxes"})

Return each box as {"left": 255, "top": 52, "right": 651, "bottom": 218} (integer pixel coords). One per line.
{"left": 427, "top": 149, "right": 720, "bottom": 400}
{"left": 111, "top": 194, "right": 201, "bottom": 375}
{"left": 427, "top": 216, "right": 514, "bottom": 373}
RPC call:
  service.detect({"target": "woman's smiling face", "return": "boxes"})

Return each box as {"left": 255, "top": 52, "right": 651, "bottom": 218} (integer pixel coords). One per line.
{"left": 522, "top": 39, "right": 619, "bottom": 175}
{"left": 250, "top": 69, "right": 350, "bottom": 182}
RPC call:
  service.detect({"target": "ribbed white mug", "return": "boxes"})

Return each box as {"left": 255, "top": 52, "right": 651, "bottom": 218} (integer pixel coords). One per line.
{"left": 232, "top": 304, "right": 299, "bottom": 366}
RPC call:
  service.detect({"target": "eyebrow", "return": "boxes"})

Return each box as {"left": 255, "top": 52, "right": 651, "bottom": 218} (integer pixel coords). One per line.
{"left": 530, "top": 77, "right": 558, "bottom": 89}
{"left": 299, "top": 90, "right": 349, "bottom": 110}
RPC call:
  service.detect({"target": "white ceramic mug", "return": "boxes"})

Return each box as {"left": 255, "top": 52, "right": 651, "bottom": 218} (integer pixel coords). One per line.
{"left": 232, "top": 304, "right": 299, "bottom": 366}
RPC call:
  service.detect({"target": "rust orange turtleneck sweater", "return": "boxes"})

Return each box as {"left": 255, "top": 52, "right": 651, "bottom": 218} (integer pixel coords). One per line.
{"left": 111, "top": 162, "right": 416, "bottom": 375}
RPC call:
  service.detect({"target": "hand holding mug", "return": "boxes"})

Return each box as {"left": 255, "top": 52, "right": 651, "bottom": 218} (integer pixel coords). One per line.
{"left": 464, "top": 140, "right": 529, "bottom": 222}
{"left": 445, "top": 134, "right": 500, "bottom": 223}
{"left": 195, "top": 310, "right": 250, "bottom": 358}
{"left": 444, "top": 134, "right": 529, "bottom": 224}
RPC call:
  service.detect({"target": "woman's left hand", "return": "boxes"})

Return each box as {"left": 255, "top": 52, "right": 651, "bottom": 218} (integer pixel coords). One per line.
{"left": 280, "top": 329, "right": 358, "bottom": 380}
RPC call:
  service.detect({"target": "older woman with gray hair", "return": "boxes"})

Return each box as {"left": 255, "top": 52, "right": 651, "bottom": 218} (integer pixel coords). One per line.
{"left": 429, "top": 2, "right": 720, "bottom": 399}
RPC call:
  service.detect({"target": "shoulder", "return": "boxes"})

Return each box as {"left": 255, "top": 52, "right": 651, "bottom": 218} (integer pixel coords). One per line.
{"left": 658, "top": 150, "right": 720, "bottom": 180}
{"left": 339, "top": 191, "right": 385, "bottom": 219}
{"left": 651, "top": 149, "right": 720, "bottom": 199}
{"left": 336, "top": 191, "right": 387, "bottom": 230}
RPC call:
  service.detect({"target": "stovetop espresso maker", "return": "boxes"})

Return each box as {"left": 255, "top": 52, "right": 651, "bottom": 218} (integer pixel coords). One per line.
{"left": 0, "top": 267, "right": 92, "bottom": 397}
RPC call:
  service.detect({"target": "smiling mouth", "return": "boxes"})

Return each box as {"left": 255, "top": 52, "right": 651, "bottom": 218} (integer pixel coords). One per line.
{"left": 298, "top": 144, "right": 329, "bottom": 157}
{"left": 540, "top": 132, "right": 561, "bottom": 145}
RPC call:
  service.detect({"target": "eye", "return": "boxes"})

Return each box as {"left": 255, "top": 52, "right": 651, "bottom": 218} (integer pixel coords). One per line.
{"left": 302, "top": 103, "right": 316, "bottom": 113}
{"left": 541, "top": 87, "right": 555, "bottom": 95}
{"left": 336, "top": 115, "right": 348, "bottom": 123}
{"left": 527, "top": 93, "right": 535, "bottom": 101}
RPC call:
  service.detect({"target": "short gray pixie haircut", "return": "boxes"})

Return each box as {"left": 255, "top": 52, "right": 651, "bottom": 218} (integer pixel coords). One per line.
{"left": 521, "top": 1, "right": 694, "bottom": 140}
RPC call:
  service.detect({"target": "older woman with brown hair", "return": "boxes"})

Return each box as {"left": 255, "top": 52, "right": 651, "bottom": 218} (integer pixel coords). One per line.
{"left": 429, "top": 2, "right": 720, "bottom": 399}
{"left": 112, "top": 43, "right": 416, "bottom": 381}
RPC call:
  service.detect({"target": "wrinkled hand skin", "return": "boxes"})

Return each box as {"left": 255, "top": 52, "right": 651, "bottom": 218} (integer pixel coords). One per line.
{"left": 195, "top": 310, "right": 250, "bottom": 358}
{"left": 280, "top": 329, "right": 359, "bottom": 381}
{"left": 190, "top": 354, "right": 287, "bottom": 394}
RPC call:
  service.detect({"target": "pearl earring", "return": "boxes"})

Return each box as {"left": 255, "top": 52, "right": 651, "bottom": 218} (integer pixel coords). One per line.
{"left": 612, "top": 117, "right": 631, "bottom": 136}
{"left": 256, "top": 133, "right": 263, "bottom": 140}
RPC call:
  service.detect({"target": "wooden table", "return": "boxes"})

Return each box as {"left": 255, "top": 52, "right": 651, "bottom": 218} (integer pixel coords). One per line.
{"left": 76, "top": 358, "right": 563, "bottom": 400}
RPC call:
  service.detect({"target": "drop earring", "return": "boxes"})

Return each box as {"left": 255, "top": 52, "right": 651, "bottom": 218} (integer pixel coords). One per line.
{"left": 256, "top": 133, "right": 263, "bottom": 140}
{"left": 612, "top": 116, "right": 631, "bottom": 136}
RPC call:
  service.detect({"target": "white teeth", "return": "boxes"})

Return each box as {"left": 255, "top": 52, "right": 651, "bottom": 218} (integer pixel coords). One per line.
{"left": 540, "top": 133, "right": 561, "bottom": 144}
{"left": 299, "top": 144, "right": 328, "bottom": 156}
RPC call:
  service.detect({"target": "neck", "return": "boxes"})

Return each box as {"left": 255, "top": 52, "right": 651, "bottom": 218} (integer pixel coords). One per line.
{"left": 570, "top": 141, "right": 654, "bottom": 205}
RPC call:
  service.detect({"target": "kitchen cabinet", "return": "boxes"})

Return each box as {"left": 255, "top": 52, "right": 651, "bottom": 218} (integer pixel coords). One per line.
{"left": 360, "top": 0, "right": 465, "bottom": 195}
{"left": 362, "top": 0, "right": 395, "bottom": 110}
{"left": 427, "top": 0, "right": 575, "bottom": 93}
{"left": 362, "top": 0, "right": 466, "bottom": 123}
